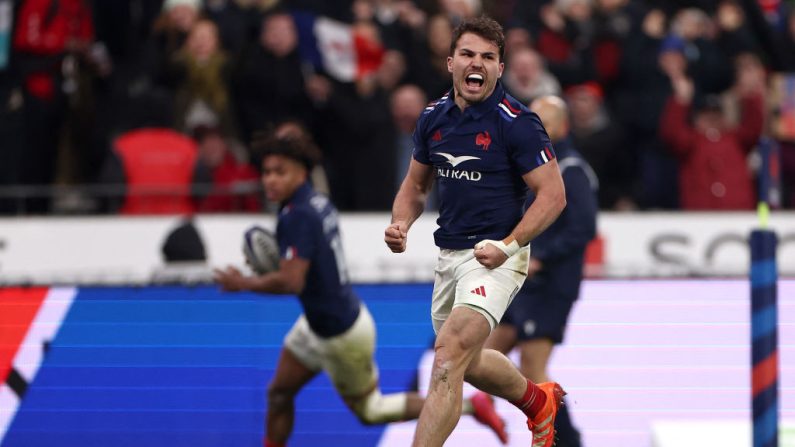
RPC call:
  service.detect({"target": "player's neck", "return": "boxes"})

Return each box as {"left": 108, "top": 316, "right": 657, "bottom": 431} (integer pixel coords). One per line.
{"left": 452, "top": 88, "right": 493, "bottom": 111}
{"left": 453, "top": 92, "right": 470, "bottom": 111}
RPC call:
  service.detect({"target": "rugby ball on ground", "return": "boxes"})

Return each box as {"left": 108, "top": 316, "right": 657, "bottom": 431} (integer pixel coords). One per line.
{"left": 242, "top": 226, "right": 280, "bottom": 274}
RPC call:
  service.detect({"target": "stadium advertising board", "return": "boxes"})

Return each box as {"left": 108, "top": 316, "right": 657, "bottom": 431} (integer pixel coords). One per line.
{"left": 0, "top": 212, "right": 792, "bottom": 285}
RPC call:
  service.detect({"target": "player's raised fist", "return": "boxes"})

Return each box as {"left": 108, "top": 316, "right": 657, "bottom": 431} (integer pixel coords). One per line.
{"left": 384, "top": 222, "right": 408, "bottom": 253}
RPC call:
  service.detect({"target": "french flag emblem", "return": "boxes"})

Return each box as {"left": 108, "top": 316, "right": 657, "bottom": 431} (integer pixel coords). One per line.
{"left": 294, "top": 12, "right": 384, "bottom": 82}
{"left": 536, "top": 147, "right": 556, "bottom": 165}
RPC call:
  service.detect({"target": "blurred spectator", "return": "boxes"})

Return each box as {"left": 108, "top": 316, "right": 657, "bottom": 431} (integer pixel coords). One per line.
{"left": 403, "top": 13, "right": 454, "bottom": 99}
{"left": 168, "top": 19, "right": 237, "bottom": 135}
{"left": 306, "top": 21, "right": 395, "bottom": 210}
{"left": 12, "top": 0, "right": 95, "bottom": 213}
{"left": 614, "top": 7, "right": 680, "bottom": 209}
{"left": 389, "top": 84, "right": 427, "bottom": 191}
{"left": 667, "top": 8, "right": 734, "bottom": 94}
{"left": 535, "top": 0, "right": 598, "bottom": 88}
{"left": 91, "top": 0, "right": 163, "bottom": 68}
{"left": 309, "top": 75, "right": 396, "bottom": 210}
{"left": 593, "top": 0, "right": 637, "bottom": 40}
{"left": 282, "top": 0, "right": 356, "bottom": 23}
{"left": 77, "top": 2, "right": 160, "bottom": 189}
{"left": 502, "top": 46, "right": 561, "bottom": 104}
{"left": 204, "top": 0, "right": 278, "bottom": 55}
{"left": 100, "top": 127, "right": 205, "bottom": 214}
{"left": 567, "top": 82, "right": 635, "bottom": 210}
{"left": 774, "top": 7, "right": 795, "bottom": 70}
{"left": 233, "top": 11, "right": 312, "bottom": 146}
{"left": 149, "top": 0, "right": 201, "bottom": 79}
{"left": 722, "top": 52, "right": 767, "bottom": 124}
{"left": 90, "top": 0, "right": 175, "bottom": 163}
{"left": 439, "top": 0, "right": 481, "bottom": 22}
{"left": 377, "top": 48, "right": 408, "bottom": 92}
{"left": 193, "top": 125, "right": 261, "bottom": 213}
{"left": 659, "top": 57, "right": 764, "bottom": 210}
{"left": 592, "top": 0, "right": 643, "bottom": 89}
{"left": 0, "top": 76, "right": 24, "bottom": 214}
{"left": 509, "top": 0, "right": 547, "bottom": 39}
{"left": 6, "top": 0, "right": 795, "bottom": 215}
{"left": 768, "top": 72, "right": 795, "bottom": 208}
{"left": 713, "top": 1, "right": 761, "bottom": 59}
{"left": 503, "top": 23, "right": 534, "bottom": 55}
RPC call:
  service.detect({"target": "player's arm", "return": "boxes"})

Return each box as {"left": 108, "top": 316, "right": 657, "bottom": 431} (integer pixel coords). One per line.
{"left": 530, "top": 164, "right": 597, "bottom": 264}
{"left": 511, "top": 159, "right": 567, "bottom": 245}
{"left": 385, "top": 159, "right": 434, "bottom": 253}
{"left": 214, "top": 257, "right": 309, "bottom": 294}
{"left": 475, "top": 160, "right": 566, "bottom": 269}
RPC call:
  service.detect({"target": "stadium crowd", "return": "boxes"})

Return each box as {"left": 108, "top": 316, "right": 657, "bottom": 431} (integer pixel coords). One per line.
{"left": 0, "top": 0, "right": 794, "bottom": 215}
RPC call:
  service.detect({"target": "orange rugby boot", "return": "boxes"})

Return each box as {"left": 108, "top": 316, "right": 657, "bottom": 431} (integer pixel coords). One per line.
{"left": 527, "top": 382, "right": 566, "bottom": 447}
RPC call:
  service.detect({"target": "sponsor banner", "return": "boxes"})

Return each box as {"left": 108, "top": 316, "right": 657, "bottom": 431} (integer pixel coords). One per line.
{"left": 597, "top": 212, "right": 795, "bottom": 277}
{"left": 0, "top": 213, "right": 793, "bottom": 285}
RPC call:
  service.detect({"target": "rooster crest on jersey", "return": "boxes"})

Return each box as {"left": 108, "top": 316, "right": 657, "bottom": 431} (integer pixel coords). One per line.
{"left": 242, "top": 226, "right": 280, "bottom": 274}
{"left": 475, "top": 131, "right": 491, "bottom": 150}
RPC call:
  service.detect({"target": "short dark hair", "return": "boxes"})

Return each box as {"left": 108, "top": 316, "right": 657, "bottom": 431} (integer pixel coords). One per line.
{"left": 450, "top": 16, "right": 505, "bottom": 62}
{"left": 252, "top": 130, "right": 322, "bottom": 172}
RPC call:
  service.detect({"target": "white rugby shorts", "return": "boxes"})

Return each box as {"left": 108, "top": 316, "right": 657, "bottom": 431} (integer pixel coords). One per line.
{"left": 431, "top": 245, "right": 529, "bottom": 333}
{"left": 284, "top": 303, "right": 378, "bottom": 398}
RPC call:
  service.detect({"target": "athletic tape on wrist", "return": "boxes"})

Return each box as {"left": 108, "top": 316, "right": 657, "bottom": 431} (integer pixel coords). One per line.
{"left": 475, "top": 239, "right": 521, "bottom": 258}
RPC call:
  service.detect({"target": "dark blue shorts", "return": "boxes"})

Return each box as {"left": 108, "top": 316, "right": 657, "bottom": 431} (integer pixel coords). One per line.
{"left": 500, "top": 272, "right": 580, "bottom": 344}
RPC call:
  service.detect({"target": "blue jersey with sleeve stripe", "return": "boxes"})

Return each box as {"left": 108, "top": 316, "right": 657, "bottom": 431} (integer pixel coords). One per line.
{"left": 276, "top": 182, "right": 360, "bottom": 338}
{"left": 523, "top": 137, "right": 598, "bottom": 298}
{"left": 412, "top": 82, "right": 556, "bottom": 249}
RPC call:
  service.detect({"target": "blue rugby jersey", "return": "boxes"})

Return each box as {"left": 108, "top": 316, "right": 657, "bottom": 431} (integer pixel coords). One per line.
{"left": 277, "top": 182, "right": 360, "bottom": 337}
{"left": 523, "top": 137, "right": 598, "bottom": 298}
{"left": 412, "top": 82, "right": 556, "bottom": 249}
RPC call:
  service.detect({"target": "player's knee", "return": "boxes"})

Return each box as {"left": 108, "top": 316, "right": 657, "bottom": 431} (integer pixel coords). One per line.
{"left": 267, "top": 384, "right": 297, "bottom": 413}
{"left": 434, "top": 332, "right": 470, "bottom": 360}
{"left": 433, "top": 333, "right": 475, "bottom": 374}
{"left": 350, "top": 390, "right": 407, "bottom": 425}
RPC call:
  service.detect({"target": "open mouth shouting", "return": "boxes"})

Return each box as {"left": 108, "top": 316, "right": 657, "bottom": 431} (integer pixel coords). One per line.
{"left": 464, "top": 73, "right": 485, "bottom": 93}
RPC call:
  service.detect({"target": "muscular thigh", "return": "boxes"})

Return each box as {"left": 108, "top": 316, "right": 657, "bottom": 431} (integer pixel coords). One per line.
{"left": 431, "top": 247, "right": 528, "bottom": 331}
{"left": 320, "top": 305, "right": 379, "bottom": 398}
{"left": 269, "top": 347, "right": 318, "bottom": 396}
{"left": 430, "top": 249, "right": 468, "bottom": 333}
{"left": 453, "top": 247, "right": 528, "bottom": 330}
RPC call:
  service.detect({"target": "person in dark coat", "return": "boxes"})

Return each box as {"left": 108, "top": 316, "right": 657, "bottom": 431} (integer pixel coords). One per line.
{"left": 233, "top": 11, "right": 313, "bottom": 146}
